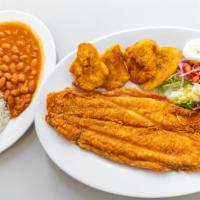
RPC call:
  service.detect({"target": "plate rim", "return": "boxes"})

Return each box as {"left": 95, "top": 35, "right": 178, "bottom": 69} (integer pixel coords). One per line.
{"left": 35, "top": 26, "right": 200, "bottom": 198}
{"left": 0, "top": 10, "right": 56, "bottom": 153}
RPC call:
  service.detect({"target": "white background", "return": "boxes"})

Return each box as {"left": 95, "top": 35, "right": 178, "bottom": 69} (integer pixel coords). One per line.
{"left": 1, "top": 0, "right": 200, "bottom": 199}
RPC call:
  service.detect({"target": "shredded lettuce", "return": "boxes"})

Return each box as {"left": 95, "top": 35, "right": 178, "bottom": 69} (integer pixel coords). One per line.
{"left": 157, "top": 74, "right": 192, "bottom": 94}
{"left": 178, "top": 101, "right": 196, "bottom": 110}
{"left": 157, "top": 73, "right": 199, "bottom": 110}
{"left": 158, "top": 82, "right": 171, "bottom": 94}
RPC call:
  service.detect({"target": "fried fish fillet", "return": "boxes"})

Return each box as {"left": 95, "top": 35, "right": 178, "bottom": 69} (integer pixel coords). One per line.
{"left": 141, "top": 47, "right": 182, "bottom": 90}
{"left": 70, "top": 43, "right": 109, "bottom": 90}
{"left": 124, "top": 39, "right": 158, "bottom": 84}
{"left": 101, "top": 44, "right": 130, "bottom": 90}
{"left": 46, "top": 88, "right": 200, "bottom": 172}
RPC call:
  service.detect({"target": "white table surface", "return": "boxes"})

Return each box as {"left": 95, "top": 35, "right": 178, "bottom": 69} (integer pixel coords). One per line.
{"left": 1, "top": 0, "right": 200, "bottom": 199}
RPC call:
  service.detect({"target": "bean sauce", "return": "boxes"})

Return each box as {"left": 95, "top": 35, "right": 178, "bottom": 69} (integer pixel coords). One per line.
{"left": 0, "top": 22, "right": 42, "bottom": 117}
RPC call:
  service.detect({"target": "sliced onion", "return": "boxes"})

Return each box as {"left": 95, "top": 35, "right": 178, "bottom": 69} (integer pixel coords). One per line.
{"left": 178, "top": 61, "right": 185, "bottom": 86}
{"left": 193, "top": 103, "right": 200, "bottom": 111}
{"left": 181, "top": 68, "right": 200, "bottom": 76}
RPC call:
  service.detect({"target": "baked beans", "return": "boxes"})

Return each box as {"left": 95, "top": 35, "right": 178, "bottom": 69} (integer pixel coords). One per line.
{"left": 0, "top": 22, "right": 42, "bottom": 118}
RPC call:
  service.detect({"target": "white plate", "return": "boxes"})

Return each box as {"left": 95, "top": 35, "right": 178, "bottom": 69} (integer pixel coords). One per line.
{"left": 0, "top": 10, "right": 56, "bottom": 153}
{"left": 35, "top": 27, "right": 200, "bottom": 198}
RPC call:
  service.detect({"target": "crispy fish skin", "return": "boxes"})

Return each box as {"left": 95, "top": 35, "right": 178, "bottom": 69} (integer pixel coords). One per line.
{"left": 101, "top": 44, "right": 130, "bottom": 90}
{"left": 141, "top": 47, "right": 182, "bottom": 90}
{"left": 125, "top": 39, "right": 158, "bottom": 84}
{"left": 78, "top": 129, "right": 200, "bottom": 171}
{"left": 78, "top": 130, "right": 171, "bottom": 172}
{"left": 70, "top": 43, "right": 109, "bottom": 91}
{"left": 46, "top": 88, "right": 200, "bottom": 172}
{"left": 48, "top": 114, "right": 200, "bottom": 155}
{"left": 46, "top": 112, "right": 200, "bottom": 171}
{"left": 46, "top": 89, "right": 155, "bottom": 128}
{"left": 46, "top": 88, "right": 200, "bottom": 133}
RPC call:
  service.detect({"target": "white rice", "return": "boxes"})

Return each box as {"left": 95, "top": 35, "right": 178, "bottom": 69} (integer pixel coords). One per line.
{"left": 0, "top": 93, "right": 9, "bottom": 133}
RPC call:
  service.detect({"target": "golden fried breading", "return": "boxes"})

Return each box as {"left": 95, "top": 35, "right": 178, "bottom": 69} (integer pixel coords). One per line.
{"left": 101, "top": 44, "right": 130, "bottom": 90}
{"left": 141, "top": 47, "right": 182, "bottom": 90}
{"left": 46, "top": 88, "right": 200, "bottom": 172}
{"left": 70, "top": 43, "right": 109, "bottom": 91}
{"left": 125, "top": 39, "right": 158, "bottom": 84}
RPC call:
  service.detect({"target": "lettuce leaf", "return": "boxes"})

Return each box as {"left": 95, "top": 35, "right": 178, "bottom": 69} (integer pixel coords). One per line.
{"left": 178, "top": 101, "right": 196, "bottom": 110}
{"left": 157, "top": 73, "right": 192, "bottom": 94}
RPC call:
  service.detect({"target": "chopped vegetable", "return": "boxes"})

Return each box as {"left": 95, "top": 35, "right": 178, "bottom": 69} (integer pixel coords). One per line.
{"left": 179, "top": 101, "right": 195, "bottom": 110}
{"left": 194, "top": 103, "right": 200, "bottom": 110}
{"left": 157, "top": 60, "right": 200, "bottom": 110}
{"left": 157, "top": 72, "right": 192, "bottom": 94}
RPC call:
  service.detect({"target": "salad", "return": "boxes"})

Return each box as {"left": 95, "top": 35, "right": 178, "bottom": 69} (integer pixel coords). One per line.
{"left": 158, "top": 60, "right": 200, "bottom": 110}
{"left": 157, "top": 39, "right": 200, "bottom": 110}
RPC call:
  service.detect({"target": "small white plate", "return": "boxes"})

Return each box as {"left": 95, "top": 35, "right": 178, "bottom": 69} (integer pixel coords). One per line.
{"left": 0, "top": 10, "right": 56, "bottom": 153}
{"left": 35, "top": 27, "right": 200, "bottom": 198}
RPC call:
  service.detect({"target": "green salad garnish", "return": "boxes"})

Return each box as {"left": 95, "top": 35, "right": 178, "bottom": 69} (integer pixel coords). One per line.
{"left": 157, "top": 73, "right": 192, "bottom": 95}
{"left": 179, "top": 101, "right": 196, "bottom": 110}
{"left": 157, "top": 73, "right": 200, "bottom": 110}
